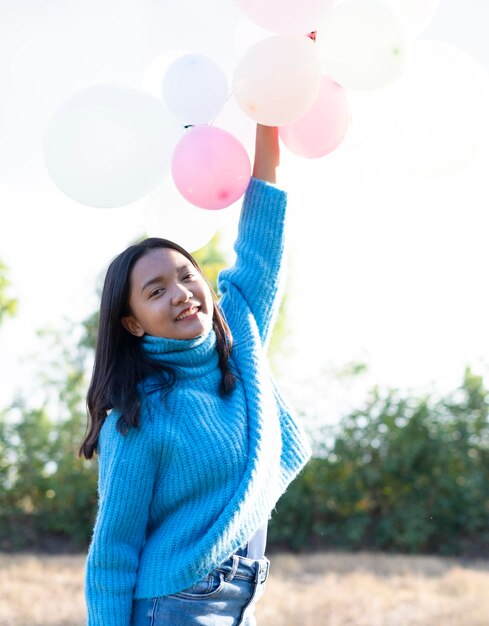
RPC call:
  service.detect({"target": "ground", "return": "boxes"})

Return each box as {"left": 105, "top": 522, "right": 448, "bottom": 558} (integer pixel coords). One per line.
{"left": 1, "top": 551, "right": 488, "bottom": 626}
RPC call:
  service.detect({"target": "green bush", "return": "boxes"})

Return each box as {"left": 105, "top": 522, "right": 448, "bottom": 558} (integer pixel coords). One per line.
{"left": 269, "top": 368, "right": 489, "bottom": 556}
{"left": 2, "top": 365, "right": 488, "bottom": 555}
{"left": 2, "top": 367, "right": 488, "bottom": 555}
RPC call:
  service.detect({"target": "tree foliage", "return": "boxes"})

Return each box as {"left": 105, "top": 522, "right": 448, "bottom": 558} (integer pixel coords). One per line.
{"left": 269, "top": 368, "right": 489, "bottom": 556}
{"left": 0, "top": 260, "right": 17, "bottom": 325}
{"left": 0, "top": 325, "right": 97, "bottom": 550}
{"left": 193, "top": 232, "right": 228, "bottom": 293}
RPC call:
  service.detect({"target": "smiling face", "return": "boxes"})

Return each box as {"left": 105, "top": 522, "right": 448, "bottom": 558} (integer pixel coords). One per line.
{"left": 121, "top": 247, "right": 214, "bottom": 340}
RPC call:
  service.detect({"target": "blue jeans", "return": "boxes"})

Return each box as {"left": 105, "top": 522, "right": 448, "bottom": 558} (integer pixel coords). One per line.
{"left": 131, "top": 554, "right": 270, "bottom": 625}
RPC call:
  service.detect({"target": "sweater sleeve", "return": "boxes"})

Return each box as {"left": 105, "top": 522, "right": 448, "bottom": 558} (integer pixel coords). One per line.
{"left": 85, "top": 410, "right": 157, "bottom": 626}
{"left": 218, "top": 177, "right": 287, "bottom": 345}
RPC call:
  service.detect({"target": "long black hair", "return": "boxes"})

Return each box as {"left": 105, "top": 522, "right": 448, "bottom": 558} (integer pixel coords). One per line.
{"left": 80, "top": 237, "right": 236, "bottom": 459}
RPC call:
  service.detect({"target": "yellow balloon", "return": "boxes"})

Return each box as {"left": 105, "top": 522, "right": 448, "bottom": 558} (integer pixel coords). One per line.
{"left": 317, "top": 0, "right": 411, "bottom": 91}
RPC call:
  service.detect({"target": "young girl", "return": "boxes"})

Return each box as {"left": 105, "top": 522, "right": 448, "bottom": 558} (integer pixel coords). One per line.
{"left": 81, "top": 124, "right": 311, "bottom": 626}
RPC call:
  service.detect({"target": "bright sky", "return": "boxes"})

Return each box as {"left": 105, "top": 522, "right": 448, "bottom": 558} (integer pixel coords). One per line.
{"left": 1, "top": 0, "right": 489, "bottom": 421}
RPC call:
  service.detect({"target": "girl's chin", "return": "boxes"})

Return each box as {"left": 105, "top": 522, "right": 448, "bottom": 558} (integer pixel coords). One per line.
{"left": 176, "top": 320, "right": 211, "bottom": 339}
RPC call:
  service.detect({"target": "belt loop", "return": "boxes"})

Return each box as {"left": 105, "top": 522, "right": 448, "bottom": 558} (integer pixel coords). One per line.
{"left": 224, "top": 554, "right": 239, "bottom": 582}
{"left": 254, "top": 558, "right": 269, "bottom": 583}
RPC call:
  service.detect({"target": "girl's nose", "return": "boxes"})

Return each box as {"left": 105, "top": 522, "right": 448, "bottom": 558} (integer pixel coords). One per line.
{"left": 172, "top": 283, "right": 193, "bottom": 305}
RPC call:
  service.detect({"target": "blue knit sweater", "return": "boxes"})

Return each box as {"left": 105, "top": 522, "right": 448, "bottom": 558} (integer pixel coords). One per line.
{"left": 85, "top": 178, "right": 311, "bottom": 626}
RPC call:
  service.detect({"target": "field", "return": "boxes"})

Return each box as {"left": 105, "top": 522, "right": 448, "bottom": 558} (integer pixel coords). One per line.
{"left": 1, "top": 551, "right": 488, "bottom": 626}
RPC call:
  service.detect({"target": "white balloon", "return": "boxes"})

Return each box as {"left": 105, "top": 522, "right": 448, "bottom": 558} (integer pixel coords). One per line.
{"left": 317, "top": 0, "right": 411, "bottom": 91}
{"left": 233, "top": 35, "right": 321, "bottom": 126}
{"left": 43, "top": 85, "right": 183, "bottom": 208}
{"left": 144, "top": 180, "right": 222, "bottom": 252}
{"left": 383, "top": 0, "right": 441, "bottom": 36}
{"left": 140, "top": 50, "right": 190, "bottom": 100}
{"left": 349, "top": 40, "right": 489, "bottom": 177}
{"left": 163, "top": 54, "right": 229, "bottom": 125}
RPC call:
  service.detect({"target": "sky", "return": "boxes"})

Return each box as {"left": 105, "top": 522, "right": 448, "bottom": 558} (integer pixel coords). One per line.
{"left": 1, "top": 0, "right": 489, "bottom": 421}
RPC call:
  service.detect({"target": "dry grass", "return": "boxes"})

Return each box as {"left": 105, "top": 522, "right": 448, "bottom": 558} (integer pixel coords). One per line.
{"left": 1, "top": 551, "right": 488, "bottom": 626}
{"left": 255, "top": 552, "right": 489, "bottom": 626}
{"left": 0, "top": 554, "right": 85, "bottom": 626}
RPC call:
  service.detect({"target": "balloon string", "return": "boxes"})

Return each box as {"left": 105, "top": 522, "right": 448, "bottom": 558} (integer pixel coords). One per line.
{"left": 209, "top": 89, "right": 235, "bottom": 127}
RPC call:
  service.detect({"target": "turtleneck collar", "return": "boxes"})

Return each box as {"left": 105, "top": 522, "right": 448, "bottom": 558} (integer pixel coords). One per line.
{"left": 141, "top": 328, "right": 218, "bottom": 379}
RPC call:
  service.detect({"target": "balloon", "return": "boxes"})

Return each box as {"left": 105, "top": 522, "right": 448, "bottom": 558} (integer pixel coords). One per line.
{"left": 43, "top": 85, "right": 183, "bottom": 208}
{"left": 233, "top": 35, "right": 321, "bottom": 126}
{"left": 140, "top": 50, "right": 189, "bottom": 99}
{"left": 316, "top": 0, "right": 411, "bottom": 91}
{"left": 171, "top": 126, "right": 251, "bottom": 210}
{"left": 234, "top": 0, "right": 335, "bottom": 35}
{"left": 144, "top": 179, "right": 222, "bottom": 252}
{"left": 383, "top": 0, "right": 441, "bottom": 36}
{"left": 279, "top": 76, "right": 350, "bottom": 158}
{"left": 349, "top": 40, "right": 489, "bottom": 177}
{"left": 163, "top": 53, "right": 229, "bottom": 125}
{"left": 234, "top": 15, "right": 275, "bottom": 60}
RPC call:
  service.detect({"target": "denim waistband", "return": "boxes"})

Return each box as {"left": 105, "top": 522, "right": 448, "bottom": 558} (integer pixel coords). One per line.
{"left": 217, "top": 554, "right": 269, "bottom": 584}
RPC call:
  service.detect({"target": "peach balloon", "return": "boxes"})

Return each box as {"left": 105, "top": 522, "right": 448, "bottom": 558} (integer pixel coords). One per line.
{"left": 233, "top": 35, "right": 322, "bottom": 126}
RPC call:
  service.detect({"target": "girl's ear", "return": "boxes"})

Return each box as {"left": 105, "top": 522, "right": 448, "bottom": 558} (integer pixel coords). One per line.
{"left": 121, "top": 315, "right": 145, "bottom": 337}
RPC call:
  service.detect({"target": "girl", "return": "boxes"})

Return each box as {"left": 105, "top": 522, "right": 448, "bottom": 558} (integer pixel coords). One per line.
{"left": 81, "top": 124, "right": 311, "bottom": 626}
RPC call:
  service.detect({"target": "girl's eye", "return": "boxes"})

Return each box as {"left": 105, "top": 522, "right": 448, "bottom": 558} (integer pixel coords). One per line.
{"left": 183, "top": 272, "right": 196, "bottom": 280}
{"left": 149, "top": 288, "right": 165, "bottom": 298}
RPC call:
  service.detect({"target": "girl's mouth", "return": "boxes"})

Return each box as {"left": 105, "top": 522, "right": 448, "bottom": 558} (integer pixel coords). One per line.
{"left": 175, "top": 305, "right": 200, "bottom": 321}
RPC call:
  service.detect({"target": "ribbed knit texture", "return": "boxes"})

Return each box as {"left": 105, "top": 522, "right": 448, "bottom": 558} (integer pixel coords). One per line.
{"left": 85, "top": 177, "right": 312, "bottom": 626}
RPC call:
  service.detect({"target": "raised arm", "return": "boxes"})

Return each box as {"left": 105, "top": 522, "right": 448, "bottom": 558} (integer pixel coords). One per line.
{"left": 252, "top": 124, "right": 280, "bottom": 184}
{"left": 218, "top": 124, "right": 287, "bottom": 346}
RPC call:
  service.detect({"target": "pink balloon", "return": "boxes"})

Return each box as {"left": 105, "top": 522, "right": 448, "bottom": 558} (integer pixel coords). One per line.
{"left": 235, "top": 0, "right": 335, "bottom": 35}
{"left": 171, "top": 126, "right": 251, "bottom": 210}
{"left": 279, "top": 76, "right": 350, "bottom": 158}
